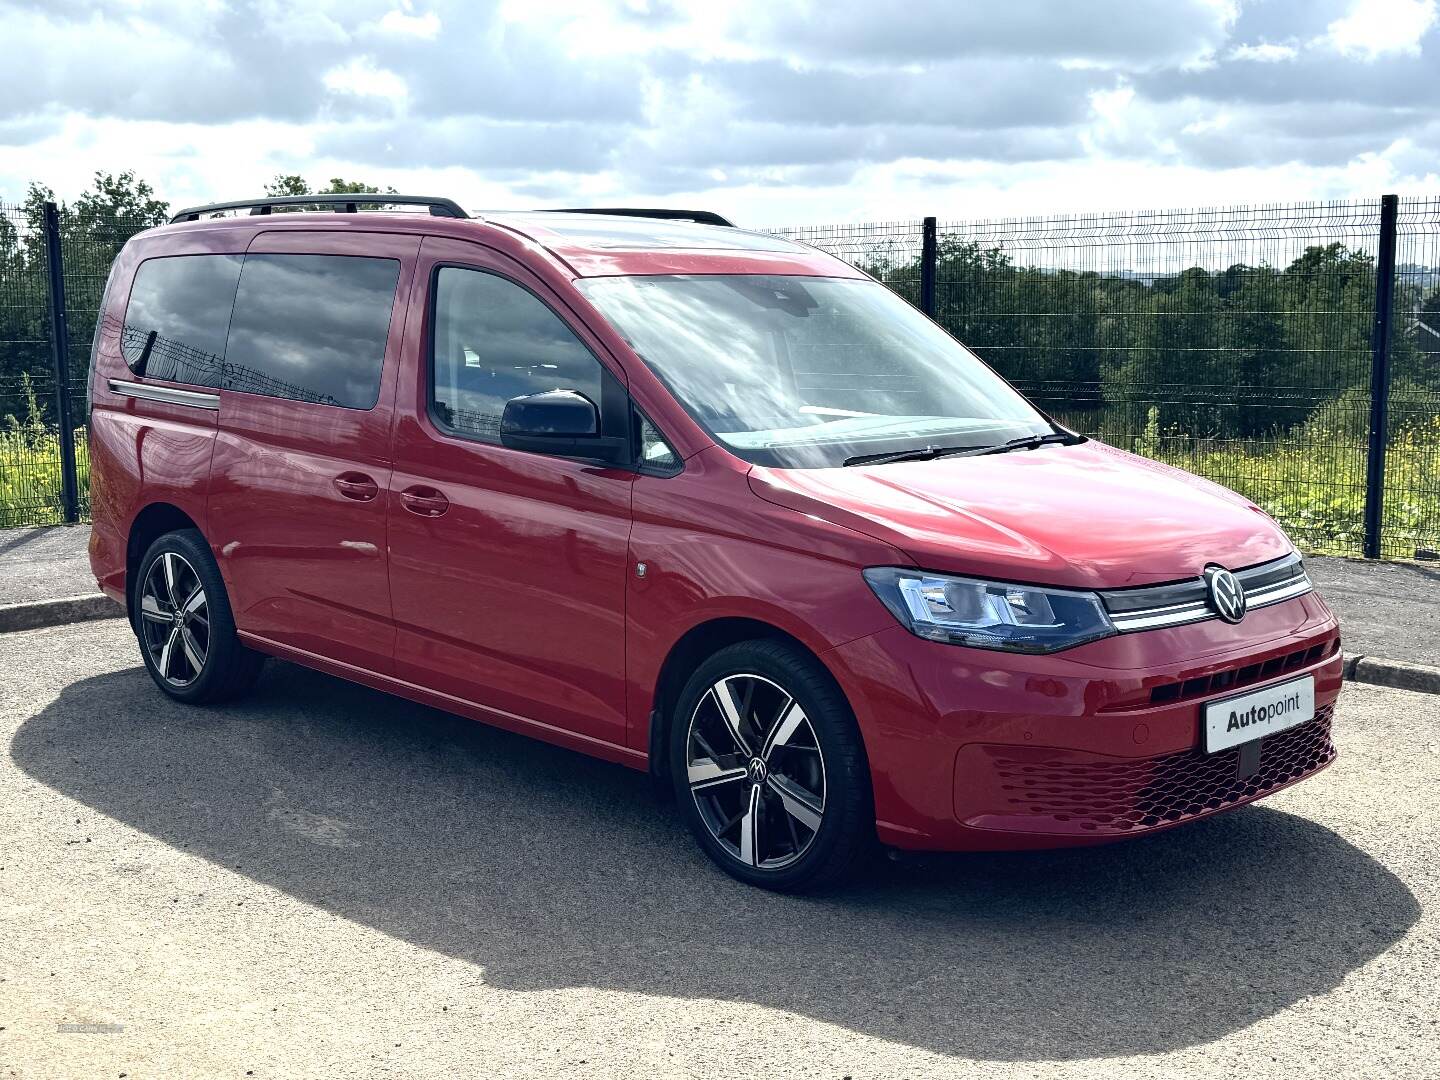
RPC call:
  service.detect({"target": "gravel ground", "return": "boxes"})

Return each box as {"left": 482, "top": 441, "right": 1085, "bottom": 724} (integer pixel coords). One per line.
{"left": 0, "top": 526, "right": 94, "bottom": 606}
{"left": 1306, "top": 556, "right": 1440, "bottom": 667}
{"left": 1, "top": 620, "right": 1437, "bottom": 1079}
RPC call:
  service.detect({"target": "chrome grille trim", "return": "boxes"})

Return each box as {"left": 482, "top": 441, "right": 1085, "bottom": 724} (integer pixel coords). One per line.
{"left": 1245, "top": 573, "right": 1314, "bottom": 608}
{"left": 1101, "top": 552, "right": 1312, "bottom": 633}
{"left": 1108, "top": 600, "right": 1213, "bottom": 632}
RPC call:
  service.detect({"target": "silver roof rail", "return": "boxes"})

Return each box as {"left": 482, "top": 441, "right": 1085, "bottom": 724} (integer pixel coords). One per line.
{"left": 169, "top": 194, "right": 468, "bottom": 223}
{"left": 544, "top": 207, "right": 734, "bottom": 227}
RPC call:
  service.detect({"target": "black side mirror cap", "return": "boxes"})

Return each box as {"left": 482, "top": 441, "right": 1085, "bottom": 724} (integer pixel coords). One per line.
{"left": 499, "top": 389, "right": 628, "bottom": 464}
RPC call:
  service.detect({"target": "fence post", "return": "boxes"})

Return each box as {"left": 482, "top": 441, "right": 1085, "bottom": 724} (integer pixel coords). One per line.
{"left": 41, "top": 201, "right": 80, "bottom": 525}
{"left": 920, "top": 216, "right": 937, "bottom": 317}
{"left": 1362, "top": 194, "right": 1399, "bottom": 559}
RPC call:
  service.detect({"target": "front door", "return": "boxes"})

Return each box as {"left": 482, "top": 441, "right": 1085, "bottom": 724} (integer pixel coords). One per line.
{"left": 207, "top": 230, "right": 419, "bottom": 673}
{"left": 386, "top": 237, "right": 634, "bottom": 748}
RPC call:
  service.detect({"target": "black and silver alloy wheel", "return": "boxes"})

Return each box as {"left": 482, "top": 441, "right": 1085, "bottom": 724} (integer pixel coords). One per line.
{"left": 671, "top": 639, "right": 873, "bottom": 892}
{"left": 139, "top": 551, "right": 209, "bottom": 687}
{"left": 686, "top": 673, "right": 827, "bottom": 870}
{"left": 133, "top": 528, "right": 263, "bottom": 704}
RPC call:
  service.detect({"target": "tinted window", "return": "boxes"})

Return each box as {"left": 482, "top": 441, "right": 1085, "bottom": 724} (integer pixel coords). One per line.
{"left": 121, "top": 254, "right": 243, "bottom": 387}
{"left": 431, "top": 267, "right": 603, "bottom": 442}
{"left": 224, "top": 254, "right": 400, "bottom": 409}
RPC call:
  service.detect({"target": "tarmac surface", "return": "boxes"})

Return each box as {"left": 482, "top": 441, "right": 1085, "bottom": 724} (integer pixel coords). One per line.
{"left": 1, "top": 619, "right": 1436, "bottom": 1078}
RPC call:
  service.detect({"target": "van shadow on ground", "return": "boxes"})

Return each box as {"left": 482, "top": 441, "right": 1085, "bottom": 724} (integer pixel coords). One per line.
{"left": 11, "top": 661, "right": 1418, "bottom": 1063}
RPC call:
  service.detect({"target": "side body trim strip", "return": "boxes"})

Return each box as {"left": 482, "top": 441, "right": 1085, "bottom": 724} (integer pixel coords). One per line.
{"left": 108, "top": 379, "right": 220, "bottom": 410}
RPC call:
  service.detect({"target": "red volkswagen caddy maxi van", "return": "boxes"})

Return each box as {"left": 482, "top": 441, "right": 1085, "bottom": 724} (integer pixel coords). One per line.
{"left": 88, "top": 195, "right": 1342, "bottom": 891}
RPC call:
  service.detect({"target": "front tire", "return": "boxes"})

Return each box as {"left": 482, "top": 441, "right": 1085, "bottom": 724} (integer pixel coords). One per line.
{"left": 133, "top": 529, "right": 263, "bottom": 704}
{"left": 670, "top": 639, "right": 874, "bottom": 892}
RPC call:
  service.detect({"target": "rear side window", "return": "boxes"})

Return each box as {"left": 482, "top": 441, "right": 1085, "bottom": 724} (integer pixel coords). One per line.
{"left": 224, "top": 254, "right": 400, "bottom": 409}
{"left": 430, "top": 266, "right": 604, "bottom": 441}
{"left": 121, "top": 254, "right": 243, "bottom": 386}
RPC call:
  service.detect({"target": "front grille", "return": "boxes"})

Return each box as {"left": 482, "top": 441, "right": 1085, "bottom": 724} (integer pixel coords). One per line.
{"left": 992, "top": 705, "right": 1334, "bottom": 834}
{"left": 1149, "top": 638, "right": 1338, "bottom": 704}
{"left": 1099, "top": 551, "right": 1312, "bottom": 633}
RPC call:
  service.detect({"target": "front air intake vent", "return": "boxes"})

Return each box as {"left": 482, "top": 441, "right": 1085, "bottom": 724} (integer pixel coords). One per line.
{"left": 1148, "top": 638, "right": 1338, "bottom": 705}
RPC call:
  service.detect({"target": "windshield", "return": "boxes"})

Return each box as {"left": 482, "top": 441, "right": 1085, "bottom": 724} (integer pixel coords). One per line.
{"left": 576, "top": 274, "right": 1052, "bottom": 468}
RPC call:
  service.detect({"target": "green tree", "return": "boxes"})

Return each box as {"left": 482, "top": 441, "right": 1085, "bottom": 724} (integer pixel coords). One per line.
{"left": 0, "top": 172, "right": 168, "bottom": 399}
{"left": 1278, "top": 243, "right": 1376, "bottom": 390}
{"left": 263, "top": 174, "right": 311, "bottom": 197}
{"left": 263, "top": 174, "right": 398, "bottom": 196}
{"left": 72, "top": 171, "right": 169, "bottom": 233}
{"left": 1417, "top": 290, "right": 1440, "bottom": 365}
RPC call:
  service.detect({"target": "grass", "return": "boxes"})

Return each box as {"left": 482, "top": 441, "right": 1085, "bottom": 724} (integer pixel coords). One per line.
{"left": 0, "top": 375, "right": 90, "bottom": 527}
{"left": 0, "top": 426, "right": 90, "bottom": 527}
{"left": 1108, "top": 407, "right": 1440, "bottom": 560}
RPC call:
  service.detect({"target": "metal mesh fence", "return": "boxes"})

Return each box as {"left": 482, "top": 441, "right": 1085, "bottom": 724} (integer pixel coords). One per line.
{"left": 0, "top": 203, "right": 63, "bottom": 527}
{"left": 3, "top": 195, "right": 1438, "bottom": 561}
{"left": 1390, "top": 196, "right": 1440, "bottom": 559}
{"left": 776, "top": 220, "right": 925, "bottom": 308}
{"left": 62, "top": 206, "right": 157, "bottom": 518}
{"left": 0, "top": 199, "right": 153, "bottom": 526}
{"left": 777, "top": 198, "right": 1440, "bottom": 560}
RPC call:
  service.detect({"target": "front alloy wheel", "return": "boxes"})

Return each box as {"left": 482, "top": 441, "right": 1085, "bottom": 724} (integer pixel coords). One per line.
{"left": 139, "top": 551, "right": 209, "bottom": 687}
{"left": 671, "top": 639, "right": 873, "bottom": 891}
{"left": 686, "top": 673, "right": 828, "bottom": 870}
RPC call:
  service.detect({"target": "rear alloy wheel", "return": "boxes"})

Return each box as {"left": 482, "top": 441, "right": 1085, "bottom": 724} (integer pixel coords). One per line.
{"left": 671, "top": 640, "right": 873, "bottom": 892}
{"left": 138, "top": 551, "right": 210, "bottom": 688}
{"left": 133, "top": 529, "right": 263, "bottom": 704}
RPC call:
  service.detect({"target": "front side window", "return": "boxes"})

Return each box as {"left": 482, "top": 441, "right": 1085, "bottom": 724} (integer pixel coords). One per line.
{"left": 430, "top": 267, "right": 605, "bottom": 442}
{"left": 121, "top": 254, "right": 243, "bottom": 386}
{"left": 637, "top": 414, "right": 680, "bottom": 472}
{"left": 577, "top": 275, "right": 1052, "bottom": 469}
{"left": 224, "top": 254, "right": 400, "bottom": 409}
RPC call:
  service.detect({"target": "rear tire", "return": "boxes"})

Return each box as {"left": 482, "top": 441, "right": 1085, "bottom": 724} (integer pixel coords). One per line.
{"left": 133, "top": 529, "right": 263, "bottom": 704}
{"left": 669, "top": 639, "right": 874, "bottom": 892}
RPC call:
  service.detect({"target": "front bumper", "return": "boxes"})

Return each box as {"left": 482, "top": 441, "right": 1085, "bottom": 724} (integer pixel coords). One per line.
{"left": 954, "top": 703, "right": 1334, "bottom": 840}
{"left": 824, "top": 591, "right": 1343, "bottom": 851}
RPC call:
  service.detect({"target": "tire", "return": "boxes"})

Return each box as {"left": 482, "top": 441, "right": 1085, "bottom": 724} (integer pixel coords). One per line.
{"left": 669, "top": 639, "right": 874, "bottom": 892}
{"left": 132, "top": 529, "right": 263, "bottom": 704}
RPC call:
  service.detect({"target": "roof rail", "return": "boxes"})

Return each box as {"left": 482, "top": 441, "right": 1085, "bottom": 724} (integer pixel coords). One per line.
{"left": 169, "top": 194, "right": 468, "bottom": 224}
{"left": 544, "top": 207, "right": 735, "bottom": 228}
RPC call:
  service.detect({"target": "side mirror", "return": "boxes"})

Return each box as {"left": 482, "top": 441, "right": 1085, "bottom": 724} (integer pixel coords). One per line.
{"left": 499, "top": 390, "right": 628, "bottom": 463}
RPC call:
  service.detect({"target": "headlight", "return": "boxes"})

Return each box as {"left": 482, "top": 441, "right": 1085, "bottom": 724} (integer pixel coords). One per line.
{"left": 862, "top": 568, "right": 1116, "bottom": 654}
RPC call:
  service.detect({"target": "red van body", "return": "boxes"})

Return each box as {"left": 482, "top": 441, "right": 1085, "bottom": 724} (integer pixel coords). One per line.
{"left": 88, "top": 206, "right": 1341, "bottom": 873}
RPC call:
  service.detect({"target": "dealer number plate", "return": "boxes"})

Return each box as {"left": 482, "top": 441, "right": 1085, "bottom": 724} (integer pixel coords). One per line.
{"left": 1203, "top": 675, "right": 1315, "bottom": 753}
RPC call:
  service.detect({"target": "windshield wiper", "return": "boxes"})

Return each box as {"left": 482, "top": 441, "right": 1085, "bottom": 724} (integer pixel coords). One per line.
{"left": 842, "top": 431, "right": 1083, "bottom": 467}
{"left": 842, "top": 444, "right": 979, "bottom": 467}
{"left": 955, "top": 432, "right": 1085, "bottom": 457}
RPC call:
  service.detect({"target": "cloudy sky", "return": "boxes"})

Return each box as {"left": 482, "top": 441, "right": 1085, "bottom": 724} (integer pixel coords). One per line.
{"left": 1, "top": 0, "right": 1437, "bottom": 226}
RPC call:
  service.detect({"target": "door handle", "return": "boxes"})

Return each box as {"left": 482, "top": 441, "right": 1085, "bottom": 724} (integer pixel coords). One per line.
{"left": 333, "top": 472, "right": 379, "bottom": 501}
{"left": 400, "top": 485, "right": 450, "bottom": 518}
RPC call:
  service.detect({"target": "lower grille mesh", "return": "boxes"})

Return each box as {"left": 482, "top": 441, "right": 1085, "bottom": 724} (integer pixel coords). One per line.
{"left": 993, "top": 705, "right": 1335, "bottom": 833}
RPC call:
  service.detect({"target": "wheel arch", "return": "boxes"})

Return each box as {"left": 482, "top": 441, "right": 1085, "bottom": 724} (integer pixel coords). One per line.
{"left": 646, "top": 616, "right": 859, "bottom": 785}
{"left": 125, "top": 502, "right": 202, "bottom": 623}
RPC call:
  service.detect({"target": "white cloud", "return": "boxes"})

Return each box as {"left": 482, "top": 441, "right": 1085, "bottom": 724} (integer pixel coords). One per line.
{"left": 323, "top": 58, "right": 410, "bottom": 104}
{"left": 1230, "top": 42, "right": 1299, "bottom": 62}
{"left": 1323, "top": 0, "right": 1438, "bottom": 58}
{"left": 1183, "top": 113, "right": 1232, "bottom": 135}
{"left": 376, "top": 8, "right": 442, "bottom": 39}
{"left": 1, "top": 0, "right": 1436, "bottom": 225}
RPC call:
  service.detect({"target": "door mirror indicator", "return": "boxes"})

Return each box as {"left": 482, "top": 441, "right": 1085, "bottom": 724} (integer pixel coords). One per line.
{"left": 499, "top": 390, "right": 628, "bottom": 463}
